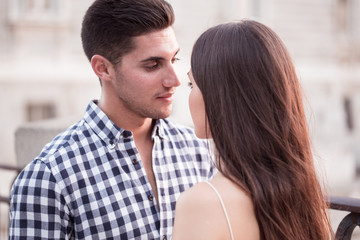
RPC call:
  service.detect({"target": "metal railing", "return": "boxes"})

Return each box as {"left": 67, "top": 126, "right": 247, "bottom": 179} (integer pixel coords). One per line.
{"left": 329, "top": 196, "right": 360, "bottom": 239}
{"left": 0, "top": 164, "right": 22, "bottom": 239}
{"left": 0, "top": 164, "right": 22, "bottom": 203}
{"left": 1, "top": 163, "right": 360, "bottom": 239}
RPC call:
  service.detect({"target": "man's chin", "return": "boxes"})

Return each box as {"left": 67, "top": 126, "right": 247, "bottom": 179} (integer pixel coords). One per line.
{"left": 150, "top": 108, "right": 172, "bottom": 120}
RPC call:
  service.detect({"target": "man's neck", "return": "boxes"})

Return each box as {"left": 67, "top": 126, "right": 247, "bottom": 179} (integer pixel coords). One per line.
{"left": 97, "top": 98, "right": 155, "bottom": 142}
{"left": 131, "top": 118, "right": 155, "bottom": 144}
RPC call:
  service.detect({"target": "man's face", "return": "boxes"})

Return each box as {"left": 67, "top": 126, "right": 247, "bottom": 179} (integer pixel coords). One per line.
{"left": 111, "top": 27, "right": 180, "bottom": 120}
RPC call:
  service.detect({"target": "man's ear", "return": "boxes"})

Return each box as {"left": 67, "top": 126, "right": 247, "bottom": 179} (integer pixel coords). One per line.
{"left": 91, "top": 55, "right": 114, "bottom": 82}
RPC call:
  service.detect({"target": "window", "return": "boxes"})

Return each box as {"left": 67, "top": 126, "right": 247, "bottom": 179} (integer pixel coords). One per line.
{"left": 337, "top": 0, "right": 349, "bottom": 33}
{"left": 343, "top": 96, "right": 354, "bottom": 132}
{"left": 26, "top": 102, "right": 56, "bottom": 122}
{"left": 8, "top": 0, "right": 68, "bottom": 23}
{"left": 336, "top": 0, "right": 360, "bottom": 62}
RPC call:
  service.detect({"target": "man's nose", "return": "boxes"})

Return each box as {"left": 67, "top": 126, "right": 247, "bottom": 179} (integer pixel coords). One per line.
{"left": 163, "top": 65, "right": 181, "bottom": 88}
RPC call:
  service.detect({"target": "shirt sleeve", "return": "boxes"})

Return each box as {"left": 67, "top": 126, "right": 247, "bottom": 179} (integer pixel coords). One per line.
{"left": 9, "top": 159, "right": 73, "bottom": 239}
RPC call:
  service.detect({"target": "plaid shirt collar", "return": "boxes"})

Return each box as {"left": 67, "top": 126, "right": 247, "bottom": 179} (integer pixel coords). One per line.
{"left": 85, "top": 100, "right": 167, "bottom": 146}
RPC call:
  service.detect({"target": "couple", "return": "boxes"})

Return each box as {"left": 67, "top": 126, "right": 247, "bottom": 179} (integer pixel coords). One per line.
{"left": 9, "top": 0, "right": 331, "bottom": 239}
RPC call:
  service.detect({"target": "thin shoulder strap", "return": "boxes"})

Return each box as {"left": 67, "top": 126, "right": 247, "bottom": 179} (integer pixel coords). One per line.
{"left": 204, "top": 181, "right": 234, "bottom": 240}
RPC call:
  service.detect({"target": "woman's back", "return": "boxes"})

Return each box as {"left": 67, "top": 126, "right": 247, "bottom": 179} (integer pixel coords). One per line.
{"left": 172, "top": 173, "right": 260, "bottom": 240}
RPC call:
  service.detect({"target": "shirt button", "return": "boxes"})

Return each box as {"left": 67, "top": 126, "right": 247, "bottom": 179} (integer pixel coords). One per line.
{"left": 108, "top": 138, "right": 116, "bottom": 149}
{"left": 132, "top": 159, "right": 138, "bottom": 165}
{"left": 123, "top": 131, "right": 130, "bottom": 138}
{"left": 162, "top": 235, "right": 167, "bottom": 240}
{"left": 148, "top": 194, "right": 154, "bottom": 201}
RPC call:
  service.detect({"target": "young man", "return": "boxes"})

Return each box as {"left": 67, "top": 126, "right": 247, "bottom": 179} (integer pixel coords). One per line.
{"left": 9, "top": 0, "right": 214, "bottom": 239}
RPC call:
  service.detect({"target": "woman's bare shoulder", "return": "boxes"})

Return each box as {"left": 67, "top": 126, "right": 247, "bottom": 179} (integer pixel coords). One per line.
{"left": 176, "top": 181, "right": 214, "bottom": 207}
{"left": 211, "top": 176, "right": 260, "bottom": 239}
{"left": 174, "top": 181, "right": 219, "bottom": 224}
{"left": 172, "top": 181, "right": 225, "bottom": 239}
{"left": 172, "top": 179, "right": 260, "bottom": 240}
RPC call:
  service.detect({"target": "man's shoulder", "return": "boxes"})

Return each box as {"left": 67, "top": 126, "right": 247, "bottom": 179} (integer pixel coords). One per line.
{"left": 15, "top": 119, "right": 92, "bottom": 183}
{"left": 36, "top": 119, "right": 89, "bottom": 162}
{"left": 11, "top": 121, "right": 85, "bottom": 193}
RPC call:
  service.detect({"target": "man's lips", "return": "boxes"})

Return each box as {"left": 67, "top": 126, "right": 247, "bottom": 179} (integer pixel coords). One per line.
{"left": 156, "top": 92, "right": 175, "bottom": 101}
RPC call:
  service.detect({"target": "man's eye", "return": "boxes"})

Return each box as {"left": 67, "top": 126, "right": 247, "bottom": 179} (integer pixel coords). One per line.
{"left": 146, "top": 63, "right": 159, "bottom": 70}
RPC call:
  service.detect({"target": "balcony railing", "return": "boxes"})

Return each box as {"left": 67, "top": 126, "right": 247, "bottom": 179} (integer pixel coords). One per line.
{"left": 0, "top": 164, "right": 22, "bottom": 239}
{"left": 328, "top": 196, "right": 360, "bottom": 239}
{"left": 0, "top": 164, "right": 22, "bottom": 202}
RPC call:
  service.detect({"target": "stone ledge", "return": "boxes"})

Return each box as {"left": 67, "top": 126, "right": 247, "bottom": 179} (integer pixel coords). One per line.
{"left": 15, "top": 116, "right": 80, "bottom": 168}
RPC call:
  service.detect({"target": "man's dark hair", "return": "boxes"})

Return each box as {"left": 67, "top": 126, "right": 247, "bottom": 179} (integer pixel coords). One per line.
{"left": 81, "top": 0, "right": 175, "bottom": 64}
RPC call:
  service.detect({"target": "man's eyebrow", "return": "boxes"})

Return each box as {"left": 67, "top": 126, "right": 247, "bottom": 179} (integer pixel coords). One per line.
{"left": 140, "top": 49, "right": 180, "bottom": 63}
{"left": 140, "top": 56, "right": 164, "bottom": 63}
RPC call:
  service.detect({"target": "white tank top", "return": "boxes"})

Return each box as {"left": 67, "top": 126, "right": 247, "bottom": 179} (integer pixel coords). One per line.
{"left": 204, "top": 181, "right": 234, "bottom": 240}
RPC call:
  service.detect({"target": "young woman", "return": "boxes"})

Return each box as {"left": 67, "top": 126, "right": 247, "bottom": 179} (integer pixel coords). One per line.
{"left": 172, "top": 20, "right": 331, "bottom": 240}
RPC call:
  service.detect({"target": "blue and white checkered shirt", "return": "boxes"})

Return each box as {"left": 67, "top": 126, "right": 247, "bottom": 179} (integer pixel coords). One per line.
{"left": 9, "top": 100, "right": 214, "bottom": 240}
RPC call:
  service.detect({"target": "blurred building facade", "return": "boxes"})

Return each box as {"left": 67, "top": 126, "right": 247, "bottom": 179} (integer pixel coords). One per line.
{"left": 0, "top": 0, "right": 360, "bottom": 193}
{"left": 1, "top": 0, "right": 360, "bottom": 238}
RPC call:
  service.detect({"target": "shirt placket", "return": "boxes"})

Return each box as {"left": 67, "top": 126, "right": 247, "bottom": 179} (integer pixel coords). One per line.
{"left": 152, "top": 134, "right": 172, "bottom": 240}
{"left": 120, "top": 131, "right": 161, "bottom": 238}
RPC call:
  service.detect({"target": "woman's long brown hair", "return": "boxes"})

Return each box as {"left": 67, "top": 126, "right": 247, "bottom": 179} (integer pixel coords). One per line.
{"left": 191, "top": 20, "right": 331, "bottom": 239}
